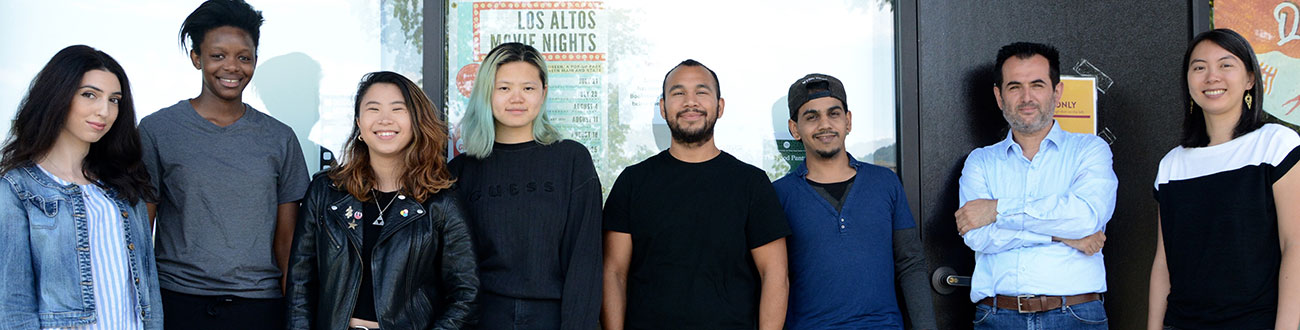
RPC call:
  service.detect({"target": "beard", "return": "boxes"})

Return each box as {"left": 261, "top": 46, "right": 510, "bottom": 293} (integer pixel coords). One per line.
{"left": 1002, "top": 101, "right": 1054, "bottom": 133}
{"left": 667, "top": 109, "right": 717, "bottom": 144}
{"left": 807, "top": 130, "right": 844, "bottom": 159}
{"left": 813, "top": 147, "right": 842, "bottom": 159}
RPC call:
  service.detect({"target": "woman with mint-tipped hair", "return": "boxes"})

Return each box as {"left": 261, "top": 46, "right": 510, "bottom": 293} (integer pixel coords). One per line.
{"left": 449, "top": 42, "right": 601, "bottom": 329}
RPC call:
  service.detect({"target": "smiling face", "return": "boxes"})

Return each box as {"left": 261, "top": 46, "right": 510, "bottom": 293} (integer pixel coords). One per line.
{"left": 790, "top": 96, "right": 851, "bottom": 159}
{"left": 660, "top": 65, "right": 724, "bottom": 144}
{"left": 490, "top": 61, "right": 546, "bottom": 138}
{"left": 993, "top": 54, "right": 1061, "bottom": 135}
{"left": 191, "top": 26, "right": 256, "bottom": 102}
{"left": 357, "top": 83, "right": 413, "bottom": 162}
{"left": 1187, "top": 40, "right": 1255, "bottom": 117}
{"left": 59, "top": 69, "right": 122, "bottom": 150}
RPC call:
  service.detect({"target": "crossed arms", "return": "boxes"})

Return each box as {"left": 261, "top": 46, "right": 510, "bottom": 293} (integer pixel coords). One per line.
{"left": 955, "top": 140, "right": 1118, "bottom": 254}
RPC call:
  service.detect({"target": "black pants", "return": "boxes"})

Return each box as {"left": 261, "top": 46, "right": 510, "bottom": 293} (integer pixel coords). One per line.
{"left": 161, "top": 288, "right": 283, "bottom": 330}
{"left": 475, "top": 291, "right": 560, "bottom": 330}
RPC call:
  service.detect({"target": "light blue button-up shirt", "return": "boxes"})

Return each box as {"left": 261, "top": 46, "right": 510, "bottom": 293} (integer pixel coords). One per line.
{"left": 958, "top": 122, "right": 1118, "bottom": 303}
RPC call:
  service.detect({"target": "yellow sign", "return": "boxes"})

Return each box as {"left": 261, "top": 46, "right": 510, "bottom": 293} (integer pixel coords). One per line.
{"left": 1055, "top": 76, "right": 1097, "bottom": 134}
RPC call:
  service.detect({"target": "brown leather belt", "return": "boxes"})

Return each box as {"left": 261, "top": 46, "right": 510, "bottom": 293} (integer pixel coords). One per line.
{"left": 977, "top": 293, "right": 1102, "bottom": 313}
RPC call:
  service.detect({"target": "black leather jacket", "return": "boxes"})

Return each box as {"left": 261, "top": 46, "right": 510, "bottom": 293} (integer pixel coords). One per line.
{"left": 286, "top": 174, "right": 478, "bottom": 329}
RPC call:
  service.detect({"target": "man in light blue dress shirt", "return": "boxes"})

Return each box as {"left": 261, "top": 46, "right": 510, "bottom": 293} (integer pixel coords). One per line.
{"left": 955, "top": 42, "right": 1118, "bottom": 330}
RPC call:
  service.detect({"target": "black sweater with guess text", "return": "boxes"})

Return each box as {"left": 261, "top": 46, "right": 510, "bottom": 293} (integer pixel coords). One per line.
{"left": 447, "top": 139, "right": 602, "bottom": 329}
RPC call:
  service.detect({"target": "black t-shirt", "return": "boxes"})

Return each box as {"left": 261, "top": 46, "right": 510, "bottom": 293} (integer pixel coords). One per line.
{"left": 352, "top": 190, "right": 398, "bottom": 321}
{"left": 806, "top": 175, "right": 856, "bottom": 212}
{"left": 603, "top": 150, "right": 792, "bottom": 330}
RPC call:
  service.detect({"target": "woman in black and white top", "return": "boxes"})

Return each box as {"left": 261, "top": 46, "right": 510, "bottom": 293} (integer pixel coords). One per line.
{"left": 1148, "top": 28, "right": 1300, "bottom": 330}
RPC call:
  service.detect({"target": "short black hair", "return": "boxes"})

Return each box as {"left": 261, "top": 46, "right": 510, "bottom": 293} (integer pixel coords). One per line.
{"left": 179, "top": 0, "right": 264, "bottom": 54}
{"left": 661, "top": 59, "right": 721, "bottom": 99}
{"left": 994, "top": 42, "right": 1061, "bottom": 87}
{"left": 1180, "top": 28, "right": 1266, "bottom": 148}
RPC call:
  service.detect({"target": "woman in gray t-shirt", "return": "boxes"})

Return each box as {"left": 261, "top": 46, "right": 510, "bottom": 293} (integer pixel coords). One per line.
{"left": 137, "top": 1, "right": 308, "bottom": 329}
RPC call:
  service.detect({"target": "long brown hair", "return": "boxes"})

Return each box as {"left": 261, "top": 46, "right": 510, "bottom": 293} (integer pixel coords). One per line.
{"left": 328, "top": 71, "right": 453, "bottom": 202}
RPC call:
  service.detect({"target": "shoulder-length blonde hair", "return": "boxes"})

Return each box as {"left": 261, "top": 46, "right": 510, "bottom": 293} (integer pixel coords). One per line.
{"left": 328, "top": 71, "right": 454, "bottom": 202}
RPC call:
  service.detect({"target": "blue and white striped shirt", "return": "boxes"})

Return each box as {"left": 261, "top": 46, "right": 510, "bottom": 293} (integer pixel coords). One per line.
{"left": 38, "top": 166, "right": 143, "bottom": 330}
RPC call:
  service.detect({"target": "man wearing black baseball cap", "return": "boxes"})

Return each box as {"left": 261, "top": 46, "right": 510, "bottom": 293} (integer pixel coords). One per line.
{"left": 772, "top": 73, "right": 936, "bottom": 329}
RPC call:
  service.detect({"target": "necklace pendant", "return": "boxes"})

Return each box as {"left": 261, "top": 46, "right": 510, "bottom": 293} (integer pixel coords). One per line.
{"left": 371, "top": 189, "right": 396, "bottom": 226}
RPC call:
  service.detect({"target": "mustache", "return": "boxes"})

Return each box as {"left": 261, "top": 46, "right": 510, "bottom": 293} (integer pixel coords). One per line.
{"left": 676, "top": 109, "right": 707, "bottom": 118}
{"left": 1016, "top": 101, "right": 1040, "bottom": 110}
{"left": 811, "top": 130, "right": 839, "bottom": 138}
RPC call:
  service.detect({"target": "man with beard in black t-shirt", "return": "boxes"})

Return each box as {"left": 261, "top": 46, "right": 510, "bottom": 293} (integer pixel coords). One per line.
{"left": 601, "top": 59, "right": 792, "bottom": 330}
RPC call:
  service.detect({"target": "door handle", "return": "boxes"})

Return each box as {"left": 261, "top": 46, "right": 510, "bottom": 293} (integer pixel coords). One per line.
{"left": 931, "top": 266, "right": 971, "bottom": 295}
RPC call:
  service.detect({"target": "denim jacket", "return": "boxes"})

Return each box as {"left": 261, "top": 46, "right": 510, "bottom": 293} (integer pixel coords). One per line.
{"left": 0, "top": 164, "right": 163, "bottom": 329}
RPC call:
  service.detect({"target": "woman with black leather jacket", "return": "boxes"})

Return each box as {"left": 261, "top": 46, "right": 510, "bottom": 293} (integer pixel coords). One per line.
{"left": 284, "top": 71, "right": 478, "bottom": 330}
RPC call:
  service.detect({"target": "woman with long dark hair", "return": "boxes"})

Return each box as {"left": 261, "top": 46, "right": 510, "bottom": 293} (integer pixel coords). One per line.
{"left": 1148, "top": 28, "right": 1300, "bottom": 329}
{"left": 285, "top": 71, "right": 478, "bottom": 329}
{"left": 0, "top": 45, "right": 162, "bottom": 329}
{"left": 137, "top": 1, "right": 309, "bottom": 328}
{"left": 449, "top": 42, "right": 602, "bottom": 329}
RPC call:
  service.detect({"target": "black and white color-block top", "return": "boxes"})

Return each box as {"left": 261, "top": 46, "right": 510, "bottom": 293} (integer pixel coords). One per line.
{"left": 1154, "top": 123, "right": 1300, "bottom": 329}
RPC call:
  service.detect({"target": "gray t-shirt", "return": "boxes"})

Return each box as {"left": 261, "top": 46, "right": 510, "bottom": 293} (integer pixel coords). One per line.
{"left": 139, "top": 100, "right": 309, "bottom": 298}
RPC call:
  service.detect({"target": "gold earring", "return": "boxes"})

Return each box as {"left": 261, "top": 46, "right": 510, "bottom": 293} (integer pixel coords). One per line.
{"left": 1189, "top": 101, "right": 1194, "bottom": 114}
{"left": 1245, "top": 94, "right": 1253, "bottom": 110}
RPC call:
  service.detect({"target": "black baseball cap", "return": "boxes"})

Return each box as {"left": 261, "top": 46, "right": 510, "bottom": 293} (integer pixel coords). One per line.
{"left": 787, "top": 73, "right": 848, "bottom": 121}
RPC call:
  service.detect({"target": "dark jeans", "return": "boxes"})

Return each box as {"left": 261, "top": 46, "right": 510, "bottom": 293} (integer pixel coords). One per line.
{"left": 161, "top": 288, "right": 283, "bottom": 330}
{"left": 475, "top": 291, "right": 560, "bottom": 330}
{"left": 973, "top": 300, "right": 1108, "bottom": 330}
